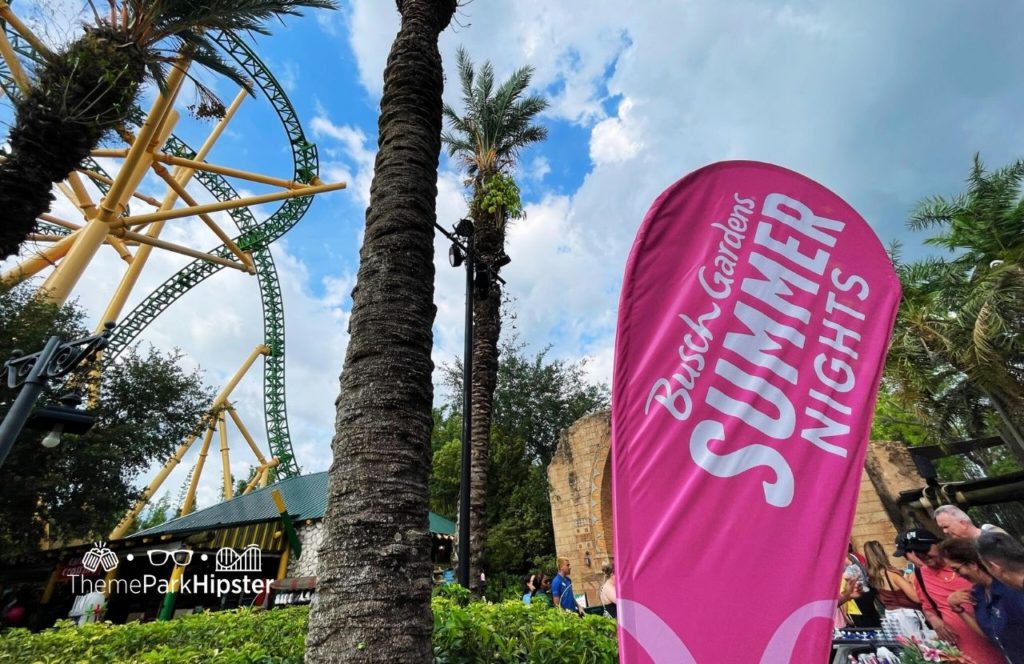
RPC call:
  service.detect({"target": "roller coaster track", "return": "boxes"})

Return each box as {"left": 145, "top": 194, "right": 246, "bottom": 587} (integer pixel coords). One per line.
{"left": 1, "top": 24, "right": 317, "bottom": 477}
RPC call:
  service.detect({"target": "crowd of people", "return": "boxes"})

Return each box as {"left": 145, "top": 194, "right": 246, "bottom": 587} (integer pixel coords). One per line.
{"left": 839, "top": 505, "right": 1024, "bottom": 664}
{"left": 521, "top": 557, "right": 617, "bottom": 618}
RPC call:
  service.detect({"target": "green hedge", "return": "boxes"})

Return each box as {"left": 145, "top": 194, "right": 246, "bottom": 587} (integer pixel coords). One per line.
{"left": 0, "top": 598, "right": 618, "bottom": 663}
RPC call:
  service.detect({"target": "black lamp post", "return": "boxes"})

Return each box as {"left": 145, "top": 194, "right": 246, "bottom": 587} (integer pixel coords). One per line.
{"left": 435, "top": 219, "right": 506, "bottom": 588}
{"left": 0, "top": 322, "right": 114, "bottom": 469}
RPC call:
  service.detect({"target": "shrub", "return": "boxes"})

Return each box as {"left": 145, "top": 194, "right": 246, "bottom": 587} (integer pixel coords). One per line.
{"left": 0, "top": 598, "right": 618, "bottom": 663}
{"left": 0, "top": 607, "right": 308, "bottom": 663}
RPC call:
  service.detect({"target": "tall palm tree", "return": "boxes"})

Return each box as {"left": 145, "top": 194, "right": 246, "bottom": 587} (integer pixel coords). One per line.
{"left": 886, "top": 156, "right": 1024, "bottom": 463}
{"left": 0, "top": 0, "right": 335, "bottom": 261}
{"left": 442, "top": 48, "right": 547, "bottom": 590}
{"left": 305, "top": 0, "right": 456, "bottom": 661}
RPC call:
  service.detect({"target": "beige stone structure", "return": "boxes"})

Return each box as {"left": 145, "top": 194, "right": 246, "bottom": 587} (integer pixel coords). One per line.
{"left": 547, "top": 411, "right": 614, "bottom": 606}
{"left": 548, "top": 413, "right": 925, "bottom": 604}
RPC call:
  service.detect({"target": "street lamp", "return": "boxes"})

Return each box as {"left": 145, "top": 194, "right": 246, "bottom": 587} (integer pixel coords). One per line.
{"left": 0, "top": 323, "right": 115, "bottom": 469}
{"left": 433, "top": 219, "right": 506, "bottom": 588}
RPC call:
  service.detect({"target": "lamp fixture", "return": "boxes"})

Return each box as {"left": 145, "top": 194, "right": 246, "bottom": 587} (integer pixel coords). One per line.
{"left": 448, "top": 243, "right": 465, "bottom": 268}
{"left": 454, "top": 218, "right": 474, "bottom": 238}
{"left": 41, "top": 424, "right": 63, "bottom": 449}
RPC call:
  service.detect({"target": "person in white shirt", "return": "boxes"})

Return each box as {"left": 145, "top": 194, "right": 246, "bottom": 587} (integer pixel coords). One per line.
{"left": 933, "top": 505, "right": 1006, "bottom": 540}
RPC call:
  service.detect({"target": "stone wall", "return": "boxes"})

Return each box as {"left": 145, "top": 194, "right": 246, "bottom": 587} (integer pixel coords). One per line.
{"left": 548, "top": 417, "right": 926, "bottom": 602}
{"left": 286, "top": 520, "right": 324, "bottom": 578}
{"left": 547, "top": 411, "right": 613, "bottom": 606}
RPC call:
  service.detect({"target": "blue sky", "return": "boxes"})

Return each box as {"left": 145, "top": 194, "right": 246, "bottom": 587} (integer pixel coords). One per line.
{"left": 3, "top": 1, "right": 1023, "bottom": 511}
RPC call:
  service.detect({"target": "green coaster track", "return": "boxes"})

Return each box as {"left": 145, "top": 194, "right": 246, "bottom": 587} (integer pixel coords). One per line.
{"left": 0, "top": 25, "right": 319, "bottom": 478}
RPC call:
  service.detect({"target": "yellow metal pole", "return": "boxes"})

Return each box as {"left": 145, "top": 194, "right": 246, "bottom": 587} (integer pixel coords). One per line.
{"left": 0, "top": 20, "right": 29, "bottom": 93}
{"left": 150, "top": 153, "right": 310, "bottom": 190}
{"left": 77, "top": 169, "right": 163, "bottom": 207}
{"left": 243, "top": 458, "right": 279, "bottom": 495}
{"left": 0, "top": 3, "right": 53, "bottom": 58}
{"left": 150, "top": 163, "right": 254, "bottom": 269}
{"left": 96, "top": 87, "right": 246, "bottom": 330}
{"left": 219, "top": 412, "right": 233, "bottom": 501}
{"left": 66, "top": 172, "right": 99, "bottom": 219}
{"left": 112, "top": 228, "right": 253, "bottom": 273}
{"left": 109, "top": 432, "right": 199, "bottom": 540}
{"left": 276, "top": 545, "right": 290, "bottom": 581}
{"left": 39, "top": 214, "right": 81, "bottom": 231}
{"left": 89, "top": 148, "right": 130, "bottom": 159}
{"left": 179, "top": 424, "right": 217, "bottom": 516}
{"left": 40, "top": 62, "right": 188, "bottom": 305}
{"left": 121, "top": 182, "right": 346, "bottom": 227}
{"left": 212, "top": 345, "right": 270, "bottom": 408}
{"left": 0, "top": 232, "right": 80, "bottom": 286}
{"left": 226, "top": 407, "right": 269, "bottom": 465}
{"left": 40, "top": 565, "right": 61, "bottom": 604}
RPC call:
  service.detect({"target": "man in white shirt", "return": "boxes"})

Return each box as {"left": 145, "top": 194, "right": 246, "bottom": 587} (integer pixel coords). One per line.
{"left": 933, "top": 504, "right": 1006, "bottom": 539}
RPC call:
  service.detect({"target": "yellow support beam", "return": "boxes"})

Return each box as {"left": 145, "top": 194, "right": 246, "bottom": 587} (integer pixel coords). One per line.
{"left": 150, "top": 163, "right": 255, "bottom": 270}
{"left": 120, "top": 182, "right": 346, "bottom": 227}
{"left": 77, "top": 169, "right": 162, "bottom": 208}
{"left": 96, "top": 87, "right": 247, "bottom": 331}
{"left": 113, "top": 227, "right": 253, "bottom": 273}
{"left": 219, "top": 412, "right": 233, "bottom": 501}
{"left": 226, "top": 406, "right": 269, "bottom": 466}
{"left": 0, "top": 25, "right": 29, "bottom": 93}
{"left": 242, "top": 458, "right": 279, "bottom": 495}
{"left": 109, "top": 431, "right": 200, "bottom": 540}
{"left": 0, "top": 3, "right": 53, "bottom": 59}
{"left": 40, "top": 62, "right": 188, "bottom": 305}
{"left": 0, "top": 232, "right": 80, "bottom": 286}
{"left": 179, "top": 424, "right": 217, "bottom": 516}
{"left": 150, "top": 153, "right": 310, "bottom": 190}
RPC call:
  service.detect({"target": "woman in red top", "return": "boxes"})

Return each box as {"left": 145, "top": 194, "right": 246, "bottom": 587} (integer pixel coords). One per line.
{"left": 896, "top": 529, "right": 1005, "bottom": 664}
{"left": 864, "top": 540, "right": 921, "bottom": 610}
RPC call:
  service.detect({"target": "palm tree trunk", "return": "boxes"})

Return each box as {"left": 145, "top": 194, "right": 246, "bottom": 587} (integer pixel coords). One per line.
{"left": 466, "top": 205, "right": 503, "bottom": 592}
{"left": 305, "top": 1, "right": 454, "bottom": 661}
{"left": 0, "top": 29, "right": 144, "bottom": 260}
{"left": 982, "top": 387, "right": 1024, "bottom": 466}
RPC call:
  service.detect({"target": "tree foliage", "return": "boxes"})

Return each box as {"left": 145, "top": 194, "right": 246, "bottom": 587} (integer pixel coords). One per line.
{"left": 0, "top": 284, "right": 212, "bottom": 558}
{"left": 884, "top": 155, "right": 1024, "bottom": 465}
{"left": 436, "top": 334, "right": 609, "bottom": 574}
{"left": 0, "top": 0, "right": 336, "bottom": 260}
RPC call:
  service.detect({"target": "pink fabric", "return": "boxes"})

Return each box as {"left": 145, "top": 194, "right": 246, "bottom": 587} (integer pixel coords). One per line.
{"left": 913, "top": 565, "right": 1005, "bottom": 664}
{"left": 612, "top": 161, "right": 901, "bottom": 663}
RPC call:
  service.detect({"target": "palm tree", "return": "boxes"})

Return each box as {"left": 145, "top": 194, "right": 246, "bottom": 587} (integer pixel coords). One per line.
{"left": 886, "top": 156, "right": 1024, "bottom": 463}
{"left": 442, "top": 48, "right": 547, "bottom": 589}
{"left": 0, "top": 0, "right": 335, "bottom": 261}
{"left": 304, "top": 1, "right": 456, "bottom": 661}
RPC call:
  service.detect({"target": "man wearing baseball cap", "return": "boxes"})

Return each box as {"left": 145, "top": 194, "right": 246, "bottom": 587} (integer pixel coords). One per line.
{"left": 895, "top": 529, "right": 1004, "bottom": 663}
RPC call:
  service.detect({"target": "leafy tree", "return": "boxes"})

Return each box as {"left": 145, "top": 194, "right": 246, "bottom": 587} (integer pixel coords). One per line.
{"left": 130, "top": 494, "right": 176, "bottom": 534}
{"left": 0, "top": 284, "right": 211, "bottom": 558}
{"left": 885, "top": 156, "right": 1024, "bottom": 463}
{"left": 438, "top": 334, "right": 609, "bottom": 575}
{"left": 0, "top": 0, "right": 336, "bottom": 261}
{"left": 442, "top": 49, "right": 549, "bottom": 589}
{"left": 304, "top": 1, "right": 457, "bottom": 661}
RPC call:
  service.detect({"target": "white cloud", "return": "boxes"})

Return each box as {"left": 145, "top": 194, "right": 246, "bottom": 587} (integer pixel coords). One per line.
{"left": 589, "top": 97, "right": 643, "bottom": 165}
{"left": 310, "top": 113, "right": 376, "bottom": 208}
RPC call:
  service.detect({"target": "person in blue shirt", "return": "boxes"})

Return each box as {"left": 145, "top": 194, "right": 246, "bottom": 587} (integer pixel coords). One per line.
{"left": 942, "top": 537, "right": 1024, "bottom": 664}
{"left": 550, "top": 557, "right": 583, "bottom": 615}
{"left": 522, "top": 574, "right": 536, "bottom": 604}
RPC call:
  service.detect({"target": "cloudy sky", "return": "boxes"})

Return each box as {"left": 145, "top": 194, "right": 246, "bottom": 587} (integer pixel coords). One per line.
{"left": 3, "top": 1, "right": 1022, "bottom": 513}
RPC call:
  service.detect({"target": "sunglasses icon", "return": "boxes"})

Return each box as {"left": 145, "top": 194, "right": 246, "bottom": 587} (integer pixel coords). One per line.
{"left": 147, "top": 549, "right": 193, "bottom": 567}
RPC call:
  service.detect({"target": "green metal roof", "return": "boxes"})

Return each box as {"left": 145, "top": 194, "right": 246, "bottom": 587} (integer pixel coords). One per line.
{"left": 128, "top": 471, "right": 456, "bottom": 539}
